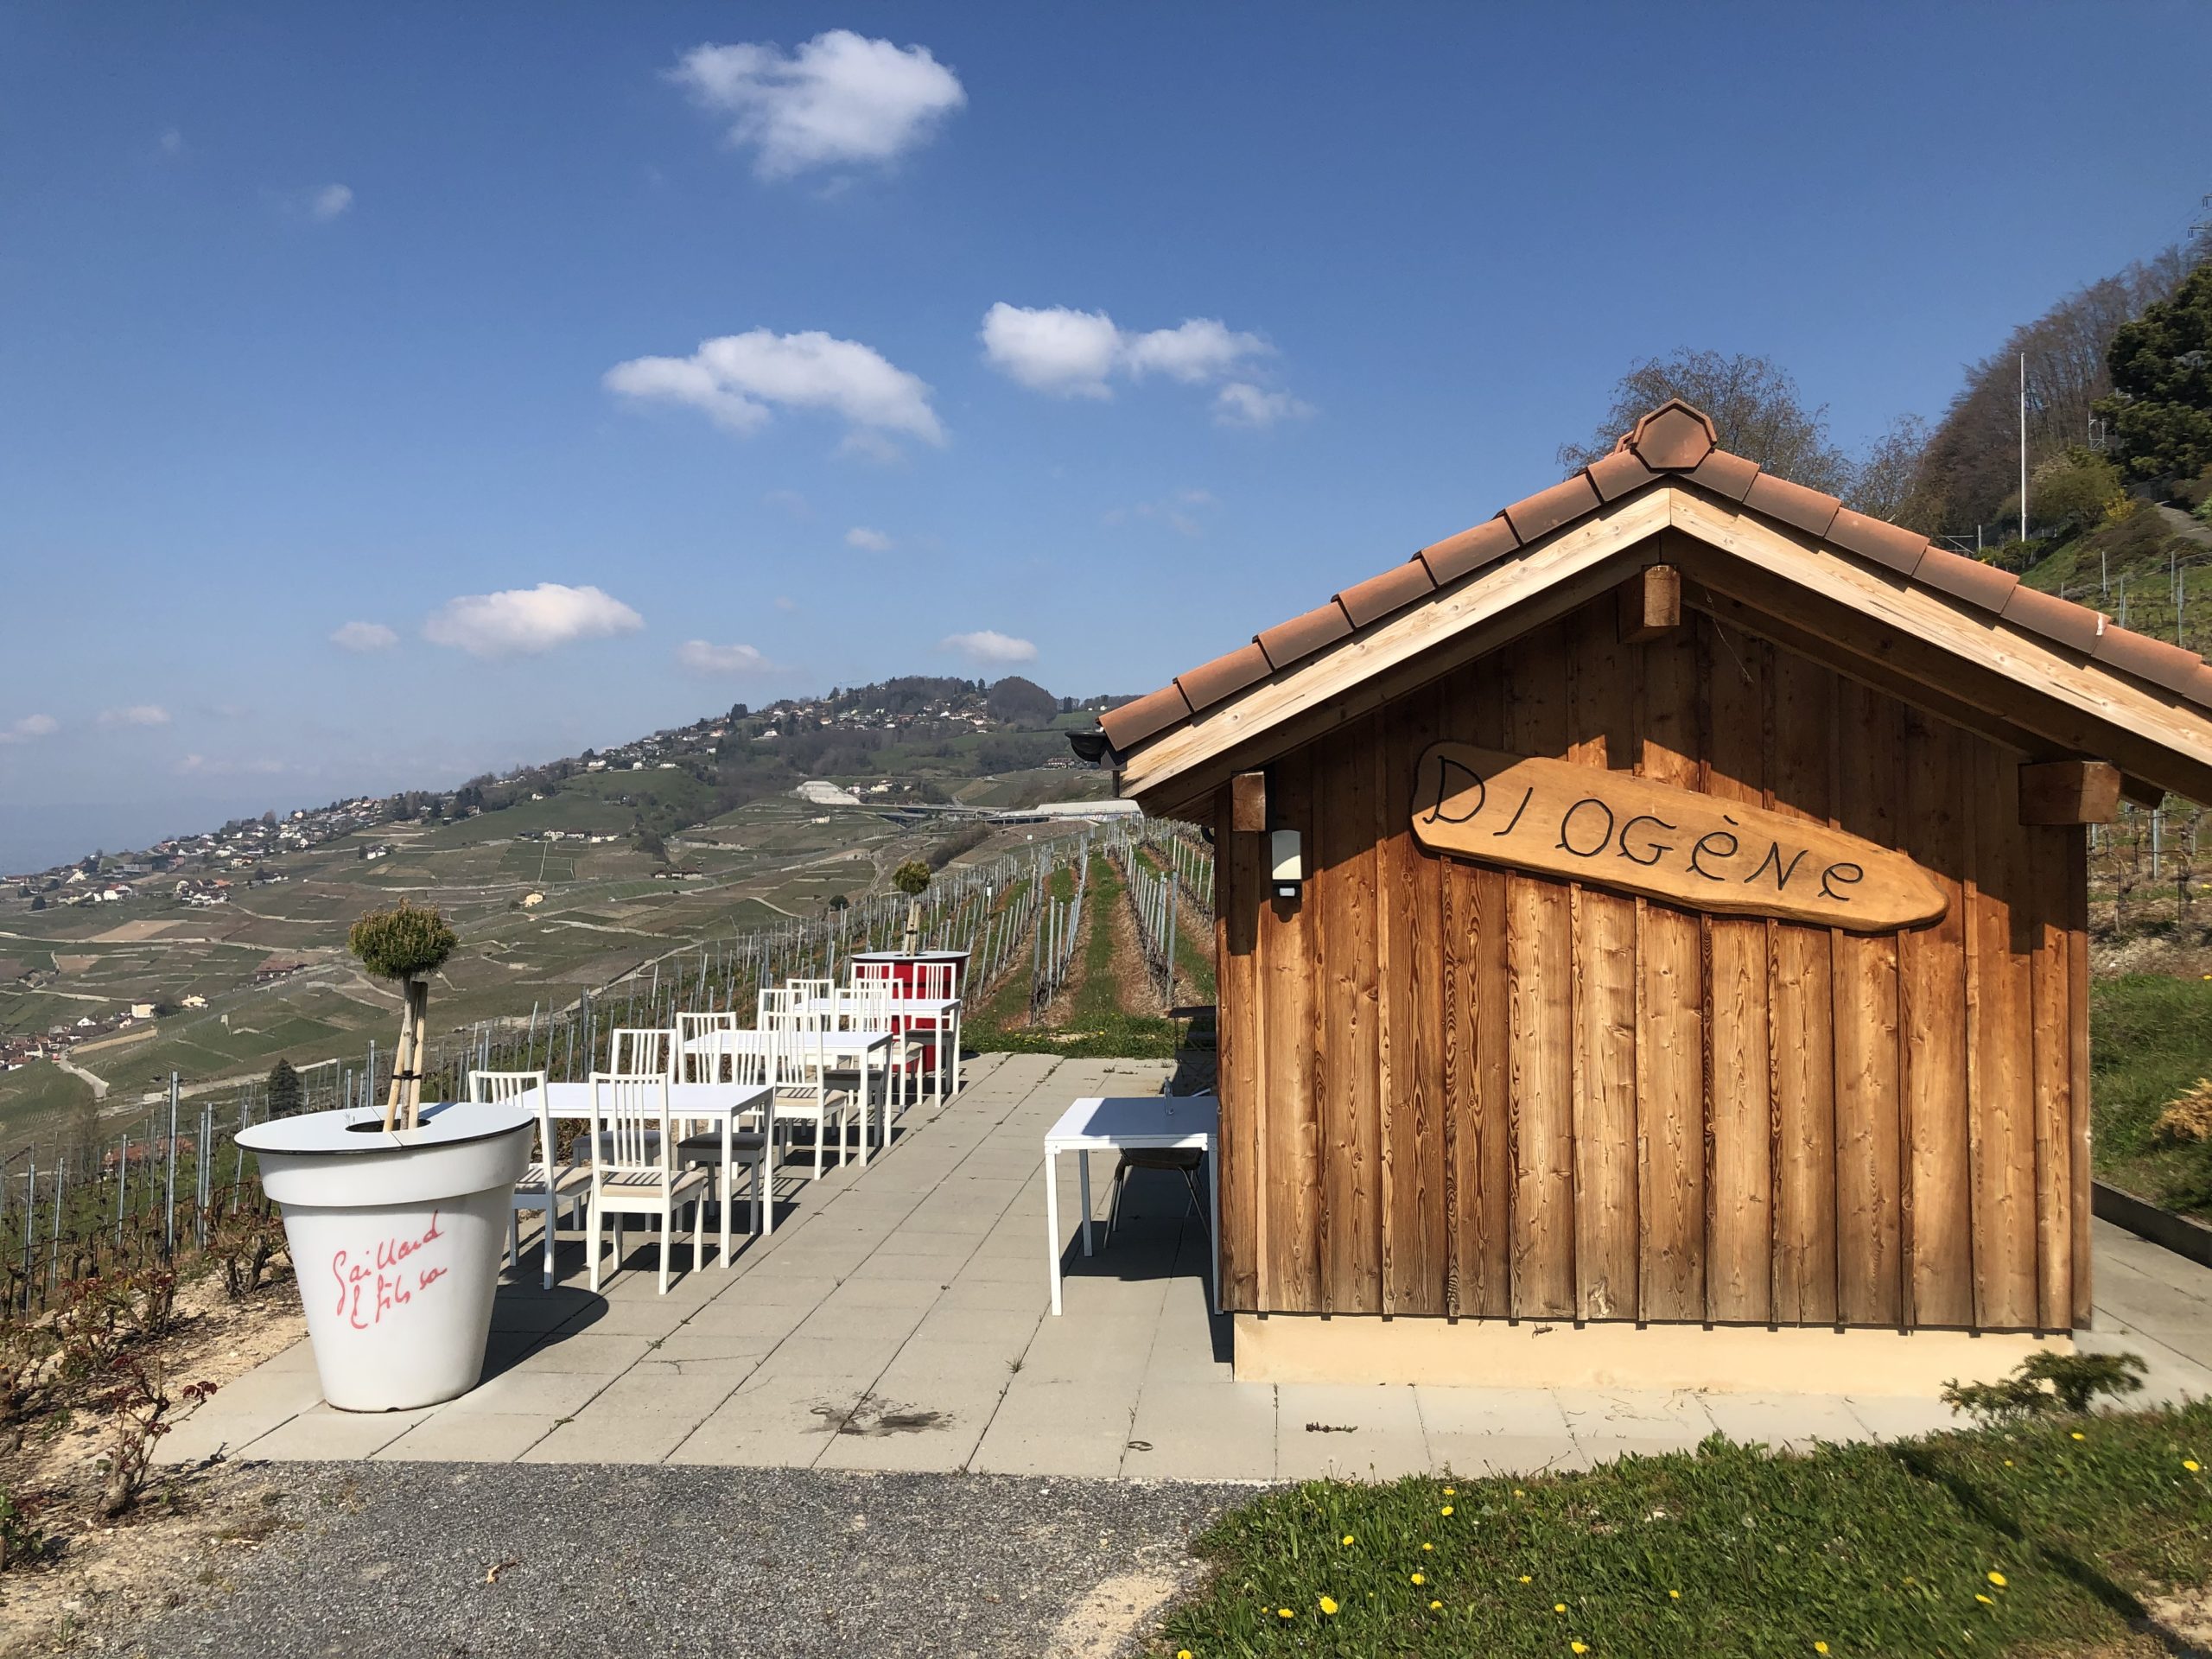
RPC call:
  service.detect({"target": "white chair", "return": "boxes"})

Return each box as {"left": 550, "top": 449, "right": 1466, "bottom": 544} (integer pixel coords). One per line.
{"left": 760, "top": 988, "right": 855, "bottom": 1179}
{"left": 830, "top": 978, "right": 895, "bottom": 1133}
{"left": 472, "top": 1068, "right": 588, "bottom": 1290}
{"left": 608, "top": 1027, "right": 673, "bottom": 1077}
{"left": 676, "top": 1011, "right": 737, "bottom": 1082}
{"left": 674, "top": 1027, "right": 770, "bottom": 1244}
{"left": 585, "top": 1073, "right": 709, "bottom": 1295}
{"left": 901, "top": 962, "right": 959, "bottom": 1107}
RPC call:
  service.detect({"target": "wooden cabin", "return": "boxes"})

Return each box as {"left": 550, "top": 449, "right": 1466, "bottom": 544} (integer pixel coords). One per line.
{"left": 1092, "top": 401, "right": 2212, "bottom": 1390}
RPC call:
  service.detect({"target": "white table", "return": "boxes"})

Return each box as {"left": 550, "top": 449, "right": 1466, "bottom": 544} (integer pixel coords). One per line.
{"left": 1043, "top": 1096, "right": 1218, "bottom": 1316}
{"left": 528, "top": 1080, "right": 772, "bottom": 1264}
{"left": 679, "top": 1028, "right": 897, "bottom": 1163}
{"left": 796, "top": 995, "right": 963, "bottom": 1103}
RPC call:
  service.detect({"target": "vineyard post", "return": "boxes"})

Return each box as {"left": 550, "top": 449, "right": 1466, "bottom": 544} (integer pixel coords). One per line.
{"left": 164, "top": 1071, "right": 178, "bottom": 1258}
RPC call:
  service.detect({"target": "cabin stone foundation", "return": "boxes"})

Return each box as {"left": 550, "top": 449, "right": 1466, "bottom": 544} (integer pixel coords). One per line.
{"left": 1231, "top": 1313, "right": 2069, "bottom": 1395}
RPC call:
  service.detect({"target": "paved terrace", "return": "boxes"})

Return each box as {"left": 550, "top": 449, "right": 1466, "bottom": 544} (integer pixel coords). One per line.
{"left": 167, "top": 1052, "right": 2212, "bottom": 1480}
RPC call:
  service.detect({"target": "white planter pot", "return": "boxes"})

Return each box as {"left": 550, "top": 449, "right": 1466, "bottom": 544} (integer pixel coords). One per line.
{"left": 239, "top": 1102, "right": 532, "bottom": 1412}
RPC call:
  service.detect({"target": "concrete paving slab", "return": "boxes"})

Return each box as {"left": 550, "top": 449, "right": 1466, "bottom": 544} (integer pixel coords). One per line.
{"left": 519, "top": 1409, "right": 702, "bottom": 1464}
{"left": 440, "top": 1367, "right": 614, "bottom": 1419}
{"left": 1425, "top": 1433, "right": 1590, "bottom": 1478}
{"left": 1125, "top": 1382, "right": 1275, "bottom": 1483}
{"left": 245, "top": 1404, "right": 432, "bottom": 1461}
{"left": 1415, "top": 1386, "right": 1574, "bottom": 1440}
{"left": 372, "top": 1411, "right": 552, "bottom": 1463}
{"left": 1844, "top": 1394, "right": 1968, "bottom": 1441}
{"left": 517, "top": 1331, "right": 660, "bottom": 1373}
{"left": 1700, "top": 1391, "right": 1870, "bottom": 1452}
{"left": 1556, "top": 1388, "right": 1719, "bottom": 1459}
{"left": 1275, "top": 1384, "right": 1430, "bottom": 1480}
{"left": 575, "top": 1370, "right": 740, "bottom": 1422}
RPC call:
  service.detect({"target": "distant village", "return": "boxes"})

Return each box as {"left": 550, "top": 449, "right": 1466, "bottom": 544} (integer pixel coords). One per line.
{"left": 0, "top": 676, "right": 1121, "bottom": 1077}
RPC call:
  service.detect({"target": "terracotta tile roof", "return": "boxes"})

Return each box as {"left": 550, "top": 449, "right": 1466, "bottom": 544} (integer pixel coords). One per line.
{"left": 1095, "top": 398, "right": 2208, "bottom": 756}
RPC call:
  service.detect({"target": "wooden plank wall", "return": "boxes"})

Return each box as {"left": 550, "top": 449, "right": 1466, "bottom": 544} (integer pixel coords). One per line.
{"left": 1211, "top": 594, "right": 2086, "bottom": 1331}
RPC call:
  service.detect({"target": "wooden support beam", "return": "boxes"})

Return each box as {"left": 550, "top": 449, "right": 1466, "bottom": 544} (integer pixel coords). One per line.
{"left": 2018, "top": 760, "right": 2121, "bottom": 826}
{"left": 1230, "top": 771, "right": 1268, "bottom": 833}
{"left": 2120, "top": 774, "right": 2167, "bottom": 810}
{"left": 1617, "top": 563, "right": 1682, "bottom": 644}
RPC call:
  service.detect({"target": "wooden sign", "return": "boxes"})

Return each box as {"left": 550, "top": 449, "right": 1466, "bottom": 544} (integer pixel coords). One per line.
{"left": 1410, "top": 742, "right": 1946, "bottom": 931}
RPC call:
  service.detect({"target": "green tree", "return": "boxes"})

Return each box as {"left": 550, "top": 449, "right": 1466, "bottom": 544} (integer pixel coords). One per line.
{"left": 2030, "top": 448, "right": 2126, "bottom": 537}
{"left": 893, "top": 858, "right": 931, "bottom": 952}
{"left": 265, "top": 1057, "right": 302, "bottom": 1117}
{"left": 2099, "top": 261, "right": 2212, "bottom": 487}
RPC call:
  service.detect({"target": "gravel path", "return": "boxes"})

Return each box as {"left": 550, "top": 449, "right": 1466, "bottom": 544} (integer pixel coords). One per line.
{"left": 113, "top": 1463, "right": 1242, "bottom": 1659}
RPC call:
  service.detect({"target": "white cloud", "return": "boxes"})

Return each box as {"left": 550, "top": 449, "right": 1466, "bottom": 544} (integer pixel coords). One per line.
{"left": 156, "top": 128, "right": 184, "bottom": 157}
{"left": 940, "top": 629, "right": 1037, "bottom": 666}
{"left": 605, "top": 328, "right": 944, "bottom": 452}
{"left": 980, "top": 304, "right": 1276, "bottom": 405}
{"left": 330, "top": 620, "right": 398, "bottom": 652}
{"left": 669, "top": 29, "right": 965, "bottom": 180}
{"left": 1104, "top": 488, "right": 1218, "bottom": 538}
{"left": 175, "top": 753, "right": 286, "bottom": 777}
{"left": 97, "top": 705, "right": 170, "bottom": 728}
{"left": 422, "top": 583, "right": 645, "bottom": 658}
{"left": 0, "top": 714, "right": 58, "bottom": 746}
{"left": 1215, "top": 382, "right": 1315, "bottom": 429}
{"left": 677, "top": 639, "right": 777, "bottom": 676}
{"left": 844, "top": 526, "right": 893, "bottom": 551}
{"left": 978, "top": 305, "right": 1123, "bottom": 397}
{"left": 309, "top": 182, "right": 353, "bottom": 220}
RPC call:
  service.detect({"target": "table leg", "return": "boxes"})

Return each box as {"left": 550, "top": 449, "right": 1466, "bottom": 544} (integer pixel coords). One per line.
{"left": 1045, "top": 1147, "right": 1062, "bottom": 1317}
{"left": 1078, "top": 1150, "right": 1093, "bottom": 1257}
{"left": 763, "top": 1094, "right": 776, "bottom": 1236}
{"left": 720, "top": 1116, "right": 733, "bottom": 1267}
{"left": 950, "top": 1005, "right": 962, "bottom": 1095}
{"left": 857, "top": 1046, "right": 872, "bottom": 1168}
{"left": 1207, "top": 1136, "right": 1221, "bottom": 1313}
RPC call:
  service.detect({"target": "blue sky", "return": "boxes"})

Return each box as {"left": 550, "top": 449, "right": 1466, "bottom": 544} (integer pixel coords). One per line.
{"left": 3, "top": 3, "right": 2210, "bottom": 871}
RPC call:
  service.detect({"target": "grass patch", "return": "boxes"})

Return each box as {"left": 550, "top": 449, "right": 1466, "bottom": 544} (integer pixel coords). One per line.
{"left": 1161, "top": 1402, "right": 2212, "bottom": 1657}
{"left": 2090, "top": 975, "right": 2212, "bottom": 1219}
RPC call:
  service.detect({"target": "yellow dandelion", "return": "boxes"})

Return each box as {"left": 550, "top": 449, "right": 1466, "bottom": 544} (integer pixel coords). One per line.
{"left": 1411, "top": 1572, "right": 1427, "bottom": 1586}
{"left": 1987, "top": 1571, "right": 2006, "bottom": 1587}
{"left": 1815, "top": 1646, "right": 1828, "bottom": 1656}
{"left": 1975, "top": 1593, "right": 1994, "bottom": 1605}
{"left": 1177, "top": 1652, "right": 1191, "bottom": 1659}
{"left": 1428, "top": 1599, "right": 1442, "bottom": 1611}
{"left": 1421, "top": 1542, "right": 1434, "bottom": 1552}
{"left": 2003, "top": 1459, "right": 2013, "bottom": 1466}
{"left": 2186, "top": 1459, "right": 2202, "bottom": 1472}
{"left": 1573, "top": 1645, "right": 1589, "bottom": 1656}
{"left": 1518, "top": 1574, "right": 1533, "bottom": 1584}
{"left": 1277, "top": 1606, "right": 1295, "bottom": 1618}
{"left": 2070, "top": 1431, "right": 2086, "bottom": 1440}
{"left": 1669, "top": 1590, "right": 1681, "bottom": 1599}
{"left": 1554, "top": 1602, "right": 1567, "bottom": 1614}
{"left": 1441, "top": 1504, "right": 1455, "bottom": 1516}
{"left": 1319, "top": 1596, "right": 1338, "bottom": 1616}
{"left": 1341, "top": 1534, "right": 1356, "bottom": 1546}
{"left": 1513, "top": 1487, "right": 1526, "bottom": 1497}
{"left": 1444, "top": 1486, "right": 1456, "bottom": 1496}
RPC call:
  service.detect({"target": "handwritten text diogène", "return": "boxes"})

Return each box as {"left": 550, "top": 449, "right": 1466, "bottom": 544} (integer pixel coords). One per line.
{"left": 1422, "top": 755, "right": 1866, "bottom": 904}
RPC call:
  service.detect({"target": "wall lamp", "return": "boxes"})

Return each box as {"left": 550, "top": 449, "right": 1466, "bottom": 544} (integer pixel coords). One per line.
{"left": 1269, "top": 829, "right": 1304, "bottom": 900}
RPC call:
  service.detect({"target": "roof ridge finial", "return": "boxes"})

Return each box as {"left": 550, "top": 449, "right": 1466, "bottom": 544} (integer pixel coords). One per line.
{"left": 1624, "top": 400, "right": 1718, "bottom": 471}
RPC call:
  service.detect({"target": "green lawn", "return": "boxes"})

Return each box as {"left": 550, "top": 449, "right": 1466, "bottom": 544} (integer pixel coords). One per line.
{"left": 2090, "top": 976, "right": 2212, "bottom": 1220}
{"left": 1161, "top": 1402, "right": 2212, "bottom": 1658}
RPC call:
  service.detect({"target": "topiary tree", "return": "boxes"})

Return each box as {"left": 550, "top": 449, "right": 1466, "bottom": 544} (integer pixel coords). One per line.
{"left": 346, "top": 901, "right": 457, "bottom": 1130}
{"left": 265, "top": 1057, "right": 302, "bottom": 1118}
{"left": 893, "top": 858, "right": 931, "bottom": 954}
